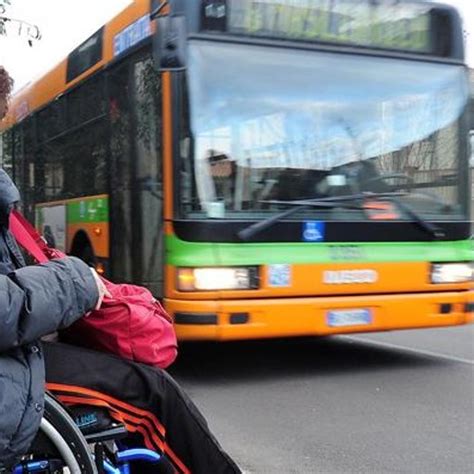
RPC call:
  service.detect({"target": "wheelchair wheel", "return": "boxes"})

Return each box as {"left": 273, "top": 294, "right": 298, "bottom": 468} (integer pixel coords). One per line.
{"left": 41, "top": 393, "right": 97, "bottom": 474}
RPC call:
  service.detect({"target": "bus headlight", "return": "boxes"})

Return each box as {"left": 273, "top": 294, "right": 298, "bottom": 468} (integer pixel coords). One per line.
{"left": 431, "top": 263, "right": 473, "bottom": 284}
{"left": 177, "top": 267, "right": 259, "bottom": 291}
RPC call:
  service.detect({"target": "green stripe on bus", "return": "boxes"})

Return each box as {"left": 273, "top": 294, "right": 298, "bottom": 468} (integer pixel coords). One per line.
{"left": 67, "top": 197, "right": 109, "bottom": 224}
{"left": 165, "top": 235, "right": 473, "bottom": 267}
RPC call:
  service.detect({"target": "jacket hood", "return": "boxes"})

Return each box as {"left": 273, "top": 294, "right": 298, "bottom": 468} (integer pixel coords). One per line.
{"left": 0, "top": 169, "right": 20, "bottom": 224}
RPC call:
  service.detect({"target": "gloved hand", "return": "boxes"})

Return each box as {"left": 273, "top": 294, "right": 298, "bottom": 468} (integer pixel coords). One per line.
{"left": 90, "top": 268, "right": 111, "bottom": 310}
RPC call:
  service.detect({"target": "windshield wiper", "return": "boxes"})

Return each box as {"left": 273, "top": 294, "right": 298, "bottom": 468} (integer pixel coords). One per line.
{"left": 382, "top": 195, "right": 445, "bottom": 240}
{"left": 237, "top": 192, "right": 445, "bottom": 241}
{"left": 237, "top": 192, "right": 392, "bottom": 241}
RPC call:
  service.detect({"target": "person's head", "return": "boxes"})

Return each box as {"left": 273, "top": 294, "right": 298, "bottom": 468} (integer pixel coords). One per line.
{"left": 0, "top": 66, "right": 13, "bottom": 120}
{"left": 0, "top": 67, "right": 19, "bottom": 223}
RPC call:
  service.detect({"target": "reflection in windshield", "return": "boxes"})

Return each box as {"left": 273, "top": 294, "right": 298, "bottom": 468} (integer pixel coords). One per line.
{"left": 181, "top": 41, "right": 470, "bottom": 220}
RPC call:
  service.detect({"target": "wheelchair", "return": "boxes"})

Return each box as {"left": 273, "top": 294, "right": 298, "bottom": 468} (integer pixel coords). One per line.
{"left": 14, "top": 392, "right": 163, "bottom": 473}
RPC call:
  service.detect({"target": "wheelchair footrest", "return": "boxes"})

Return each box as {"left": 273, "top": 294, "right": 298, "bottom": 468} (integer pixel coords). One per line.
{"left": 101, "top": 449, "right": 161, "bottom": 474}
{"left": 117, "top": 448, "right": 161, "bottom": 463}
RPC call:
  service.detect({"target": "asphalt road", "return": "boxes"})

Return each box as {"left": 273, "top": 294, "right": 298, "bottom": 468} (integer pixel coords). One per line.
{"left": 170, "top": 325, "right": 474, "bottom": 474}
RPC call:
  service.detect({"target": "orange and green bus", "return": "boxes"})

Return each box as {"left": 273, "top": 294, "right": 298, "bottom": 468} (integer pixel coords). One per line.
{"left": 1, "top": 0, "right": 472, "bottom": 340}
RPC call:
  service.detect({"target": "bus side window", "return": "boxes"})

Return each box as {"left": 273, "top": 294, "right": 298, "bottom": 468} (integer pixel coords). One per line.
{"left": 63, "top": 78, "right": 107, "bottom": 199}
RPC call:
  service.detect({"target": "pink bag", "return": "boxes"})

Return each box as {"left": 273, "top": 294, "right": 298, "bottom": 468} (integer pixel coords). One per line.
{"left": 10, "top": 210, "right": 178, "bottom": 369}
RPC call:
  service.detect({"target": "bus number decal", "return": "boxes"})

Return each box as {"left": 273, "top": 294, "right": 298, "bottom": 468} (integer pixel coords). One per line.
{"left": 329, "top": 246, "right": 364, "bottom": 261}
{"left": 268, "top": 264, "right": 291, "bottom": 288}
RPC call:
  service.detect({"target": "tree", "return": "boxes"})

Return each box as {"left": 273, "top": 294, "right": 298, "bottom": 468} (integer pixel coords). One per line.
{"left": 0, "top": 0, "right": 11, "bottom": 35}
{"left": 0, "top": 0, "right": 41, "bottom": 46}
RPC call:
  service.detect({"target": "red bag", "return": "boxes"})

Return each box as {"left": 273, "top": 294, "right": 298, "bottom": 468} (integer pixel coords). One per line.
{"left": 10, "top": 210, "right": 178, "bottom": 369}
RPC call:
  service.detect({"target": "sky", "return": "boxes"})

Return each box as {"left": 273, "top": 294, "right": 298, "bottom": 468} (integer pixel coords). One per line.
{"left": 0, "top": 0, "right": 473, "bottom": 92}
{"left": 0, "top": 0, "right": 133, "bottom": 91}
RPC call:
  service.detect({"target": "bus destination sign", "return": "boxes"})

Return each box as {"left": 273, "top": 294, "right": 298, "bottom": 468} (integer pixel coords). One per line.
{"left": 201, "top": 0, "right": 432, "bottom": 54}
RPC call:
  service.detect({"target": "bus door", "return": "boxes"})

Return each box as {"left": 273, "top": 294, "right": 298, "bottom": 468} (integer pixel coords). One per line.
{"left": 108, "top": 52, "right": 164, "bottom": 295}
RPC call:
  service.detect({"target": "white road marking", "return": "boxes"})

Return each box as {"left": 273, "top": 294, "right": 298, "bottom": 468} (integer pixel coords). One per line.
{"left": 342, "top": 336, "right": 474, "bottom": 366}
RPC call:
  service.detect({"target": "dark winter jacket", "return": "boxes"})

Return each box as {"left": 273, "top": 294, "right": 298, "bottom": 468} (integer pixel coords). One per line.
{"left": 0, "top": 170, "right": 99, "bottom": 468}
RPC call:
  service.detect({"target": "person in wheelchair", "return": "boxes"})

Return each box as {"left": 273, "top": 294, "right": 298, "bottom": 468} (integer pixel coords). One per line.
{"left": 0, "top": 67, "right": 239, "bottom": 473}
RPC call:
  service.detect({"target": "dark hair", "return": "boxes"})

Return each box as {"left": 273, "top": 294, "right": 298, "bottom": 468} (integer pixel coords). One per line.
{"left": 0, "top": 66, "right": 13, "bottom": 101}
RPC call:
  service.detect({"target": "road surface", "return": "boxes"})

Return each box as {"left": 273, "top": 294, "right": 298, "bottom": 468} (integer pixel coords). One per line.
{"left": 170, "top": 325, "right": 474, "bottom": 473}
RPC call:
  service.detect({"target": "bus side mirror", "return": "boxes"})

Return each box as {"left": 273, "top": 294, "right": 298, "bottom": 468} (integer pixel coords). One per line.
{"left": 153, "top": 15, "right": 187, "bottom": 72}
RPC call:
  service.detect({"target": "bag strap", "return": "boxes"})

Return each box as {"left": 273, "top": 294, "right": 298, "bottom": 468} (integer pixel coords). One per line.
{"left": 9, "top": 210, "right": 50, "bottom": 263}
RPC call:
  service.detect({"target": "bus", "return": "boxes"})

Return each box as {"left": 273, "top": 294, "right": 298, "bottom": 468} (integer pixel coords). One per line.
{"left": 1, "top": 0, "right": 472, "bottom": 340}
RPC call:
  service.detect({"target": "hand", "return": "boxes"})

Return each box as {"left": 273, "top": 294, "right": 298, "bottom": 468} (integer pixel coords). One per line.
{"left": 90, "top": 268, "right": 111, "bottom": 310}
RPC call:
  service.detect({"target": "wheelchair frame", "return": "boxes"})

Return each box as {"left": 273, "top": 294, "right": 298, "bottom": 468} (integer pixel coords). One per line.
{"left": 14, "top": 393, "right": 162, "bottom": 474}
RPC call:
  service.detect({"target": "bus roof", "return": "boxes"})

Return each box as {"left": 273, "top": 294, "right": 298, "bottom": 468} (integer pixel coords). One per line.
{"left": 1, "top": 0, "right": 152, "bottom": 131}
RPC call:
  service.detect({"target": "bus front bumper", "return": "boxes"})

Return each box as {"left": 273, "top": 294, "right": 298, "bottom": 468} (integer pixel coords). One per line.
{"left": 165, "top": 291, "right": 474, "bottom": 341}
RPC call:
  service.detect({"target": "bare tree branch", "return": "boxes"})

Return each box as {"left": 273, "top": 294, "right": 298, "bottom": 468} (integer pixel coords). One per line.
{"left": 0, "top": 0, "right": 41, "bottom": 46}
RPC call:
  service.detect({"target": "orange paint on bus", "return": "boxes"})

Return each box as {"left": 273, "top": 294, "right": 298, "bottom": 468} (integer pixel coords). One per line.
{"left": 165, "top": 292, "right": 472, "bottom": 341}
{"left": 164, "top": 262, "right": 472, "bottom": 301}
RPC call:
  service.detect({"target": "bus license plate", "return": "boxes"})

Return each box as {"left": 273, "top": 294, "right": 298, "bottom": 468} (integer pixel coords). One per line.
{"left": 327, "top": 309, "right": 372, "bottom": 327}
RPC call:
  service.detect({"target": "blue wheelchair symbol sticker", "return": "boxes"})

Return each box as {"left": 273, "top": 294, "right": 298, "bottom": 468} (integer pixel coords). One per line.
{"left": 303, "top": 221, "right": 326, "bottom": 242}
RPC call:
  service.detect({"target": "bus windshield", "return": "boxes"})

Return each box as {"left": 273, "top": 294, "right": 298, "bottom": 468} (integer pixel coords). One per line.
{"left": 179, "top": 41, "right": 470, "bottom": 221}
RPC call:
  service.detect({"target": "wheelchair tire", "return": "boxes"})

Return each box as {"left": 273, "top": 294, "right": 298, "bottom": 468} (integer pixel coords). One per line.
{"left": 43, "top": 393, "right": 98, "bottom": 474}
